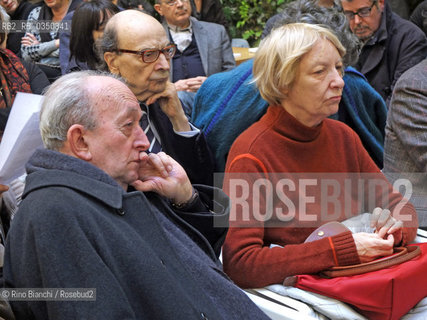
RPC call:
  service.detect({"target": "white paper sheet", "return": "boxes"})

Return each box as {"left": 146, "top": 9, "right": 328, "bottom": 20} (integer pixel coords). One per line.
{"left": 0, "top": 92, "right": 44, "bottom": 184}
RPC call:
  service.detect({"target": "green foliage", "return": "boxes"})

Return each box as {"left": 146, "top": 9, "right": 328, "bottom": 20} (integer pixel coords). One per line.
{"left": 146, "top": 0, "right": 297, "bottom": 46}
{"left": 222, "top": 0, "right": 294, "bottom": 47}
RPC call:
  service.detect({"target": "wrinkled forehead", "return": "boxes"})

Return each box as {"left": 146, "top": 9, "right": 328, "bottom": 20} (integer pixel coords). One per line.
{"left": 89, "top": 76, "right": 139, "bottom": 112}
{"left": 117, "top": 18, "right": 169, "bottom": 50}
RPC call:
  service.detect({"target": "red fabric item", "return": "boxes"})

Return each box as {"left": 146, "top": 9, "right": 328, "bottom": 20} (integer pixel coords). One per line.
{"left": 0, "top": 48, "right": 31, "bottom": 109}
{"left": 292, "top": 243, "right": 427, "bottom": 320}
{"left": 222, "top": 106, "right": 418, "bottom": 288}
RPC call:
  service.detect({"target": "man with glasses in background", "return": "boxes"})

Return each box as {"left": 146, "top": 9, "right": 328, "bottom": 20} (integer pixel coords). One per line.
{"left": 153, "top": 0, "right": 235, "bottom": 115}
{"left": 100, "top": 10, "right": 215, "bottom": 185}
{"left": 340, "top": 0, "right": 427, "bottom": 105}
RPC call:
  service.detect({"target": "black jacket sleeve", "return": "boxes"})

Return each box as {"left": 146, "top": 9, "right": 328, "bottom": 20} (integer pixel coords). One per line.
{"left": 21, "top": 60, "right": 50, "bottom": 94}
{"left": 149, "top": 102, "right": 216, "bottom": 186}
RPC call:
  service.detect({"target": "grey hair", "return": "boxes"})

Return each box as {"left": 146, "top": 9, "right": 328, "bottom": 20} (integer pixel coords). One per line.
{"left": 262, "top": 0, "right": 360, "bottom": 66}
{"left": 39, "top": 71, "right": 121, "bottom": 151}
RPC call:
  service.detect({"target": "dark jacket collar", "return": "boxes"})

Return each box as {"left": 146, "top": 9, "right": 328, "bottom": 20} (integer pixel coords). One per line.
{"left": 24, "top": 148, "right": 124, "bottom": 209}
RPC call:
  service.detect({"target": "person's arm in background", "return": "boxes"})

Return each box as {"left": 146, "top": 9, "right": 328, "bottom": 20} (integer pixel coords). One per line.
{"left": 59, "top": 11, "right": 73, "bottom": 74}
{"left": 21, "top": 60, "right": 50, "bottom": 94}
{"left": 21, "top": 6, "right": 59, "bottom": 62}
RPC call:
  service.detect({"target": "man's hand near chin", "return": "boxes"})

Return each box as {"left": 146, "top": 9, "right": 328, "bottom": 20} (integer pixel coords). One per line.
{"left": 131, "top": 152, "right": 193, "bottom": 205}
{"left": 146, "top": 81, "right": 191, "bottom": 132}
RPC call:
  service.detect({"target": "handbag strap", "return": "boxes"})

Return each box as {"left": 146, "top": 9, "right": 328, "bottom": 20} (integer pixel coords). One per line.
{"left": 321, "top": 245, "right": 421, "bottom": 278}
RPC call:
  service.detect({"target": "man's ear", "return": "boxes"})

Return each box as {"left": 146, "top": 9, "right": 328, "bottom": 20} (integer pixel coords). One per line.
{"left": 66, "top": 124, "right": 92, "bottom": 161}
{"left": 154, "top": 3, "right": 163, "bottom": 16}
{"left": 104, "top": 51, "right": 120, "bottom": 75}
{"left": 377, "top": 0, "right": 385, "bottom": 11}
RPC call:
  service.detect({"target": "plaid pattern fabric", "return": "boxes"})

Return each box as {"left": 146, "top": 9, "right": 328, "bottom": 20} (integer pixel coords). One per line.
{"left": 0, "top": 49, "right": 32, "bottom": 109}
{"left": 0, "top": 49, "right": 32, "bottom": 138}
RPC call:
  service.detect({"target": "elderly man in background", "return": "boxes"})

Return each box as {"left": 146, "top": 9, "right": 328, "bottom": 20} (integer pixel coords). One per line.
{"left": 383, "top": 58, "right": 427, "bottom": 231}
{"left": 100, "top": 10, "right": 214, "bottom": 185}
{"left": 340, "top": 0, "right": 427, "bottom": 105}
{"left": 3, "top": 71, "right": 271, "bottom": 320}
{"left": 153, "top": 0, "right": 235, "bottom": 113}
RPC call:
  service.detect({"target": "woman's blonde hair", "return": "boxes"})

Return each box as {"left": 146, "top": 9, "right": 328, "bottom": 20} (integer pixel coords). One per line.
{"left": 253, "top": 22, "right": 346, "bottom": 106}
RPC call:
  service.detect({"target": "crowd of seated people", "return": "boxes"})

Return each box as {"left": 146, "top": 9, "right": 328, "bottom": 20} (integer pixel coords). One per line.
{"left": 0, "top": 0, "right": 427, "bottom": 319}
{"left": 153, "top": 0, "right": 235, "bottom": 116}
{"left": 192, "top": 0, "right": 387, "bottom": 171}
{"left": 0, "top": 11, "right": 49, "bottom": 140}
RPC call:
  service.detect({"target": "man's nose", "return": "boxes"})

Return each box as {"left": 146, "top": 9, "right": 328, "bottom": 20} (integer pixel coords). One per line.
{"left": 155, "top": 52, "right": 171, "bottom": 70}
{"left": 135, "top": 126, "right": 150, "bottom": 151}
{"left": 354, "top": 14, "right": 363, "bottom": 24}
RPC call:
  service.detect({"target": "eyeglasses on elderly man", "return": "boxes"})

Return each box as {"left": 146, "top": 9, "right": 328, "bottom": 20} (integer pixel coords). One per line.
{"left": 114, "top": 44, "right": 177, "bottom": 63}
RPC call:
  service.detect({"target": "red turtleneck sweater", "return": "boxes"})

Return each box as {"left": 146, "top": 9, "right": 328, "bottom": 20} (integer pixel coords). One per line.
{"left": 222, "top": 106, "right": 417, "bottom": 288}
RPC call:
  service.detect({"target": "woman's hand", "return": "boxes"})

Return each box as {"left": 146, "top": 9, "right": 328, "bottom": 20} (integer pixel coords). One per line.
{"left": 131, "top": 152, "right": 193, "bottom": 205}
{"left": 352, "top": 232, "right": 394, "bottom": 263}
{"left": 21, "top": 33, "right": 40, "bottom": 47}
{"left": 370, "top": 207, "right": 403, "bottom": 246}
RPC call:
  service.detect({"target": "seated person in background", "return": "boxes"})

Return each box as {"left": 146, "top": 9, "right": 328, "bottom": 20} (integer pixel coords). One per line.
{"left": 117, "top": 0, "right": 154, "bottom": 15}
{"left": 0, "top": 13, "right": 50, "bottom": 140}
{"left": 192, "top": 0, "right": 387, "bottom": 172}
{"left": 59, "top": 0, "right": 119, "bottom": 75}
{"left": 21, "top": 0, "right": 82, "bottom": 82}
{"left": 383, "top": 58, "right": 427, "bottom": 231}
{"left": 0, "top": 0, "right": 38, "bottom": 57}
{"left": 153, "top": 0, "right": 235, "bottom": 116}
{"left": 222, "top": 23, "right": 418, "bottom": 289}
{"left": 410, "top": 0, "right": 427, "bottom": 36}
{"left": 340, "top": 0, "right": 427, "bottom": 105}
{"left": 0, "top": 13, "right": 49, "bottom": 250}
{"left": 3, "top": 70, "right": 270, "bottom": 320}
{"left": 64, "top": 0, "right": 119, "bottom": 73}
{"left": 189, "top": 0, "right": 229, "bottom": 36}
{"left": 100, "top": 10, "right": 215, "bottom": 185}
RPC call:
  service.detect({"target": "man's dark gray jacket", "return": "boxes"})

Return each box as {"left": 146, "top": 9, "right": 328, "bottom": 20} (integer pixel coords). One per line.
{"left": 355, "top": 1, "right": 427, "bottom": 105}
{"left": 3, "top": 149, "right": 269, "bottom": 320}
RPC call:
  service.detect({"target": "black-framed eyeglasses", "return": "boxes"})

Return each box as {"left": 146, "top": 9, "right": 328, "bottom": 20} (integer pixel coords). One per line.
{"left": 115, "top": 44, "right": 177, "bottom": 63}
{"left": 343, "top": 1, "right": 377, "bottom": 20}
{"left": 163, "top": 0, "right": 189, "bottom": 6}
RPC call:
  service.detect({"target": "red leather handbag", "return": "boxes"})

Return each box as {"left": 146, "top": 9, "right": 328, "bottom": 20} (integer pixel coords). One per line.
{"left": 284, "top": 223, "right": 427, "bottom": 320}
